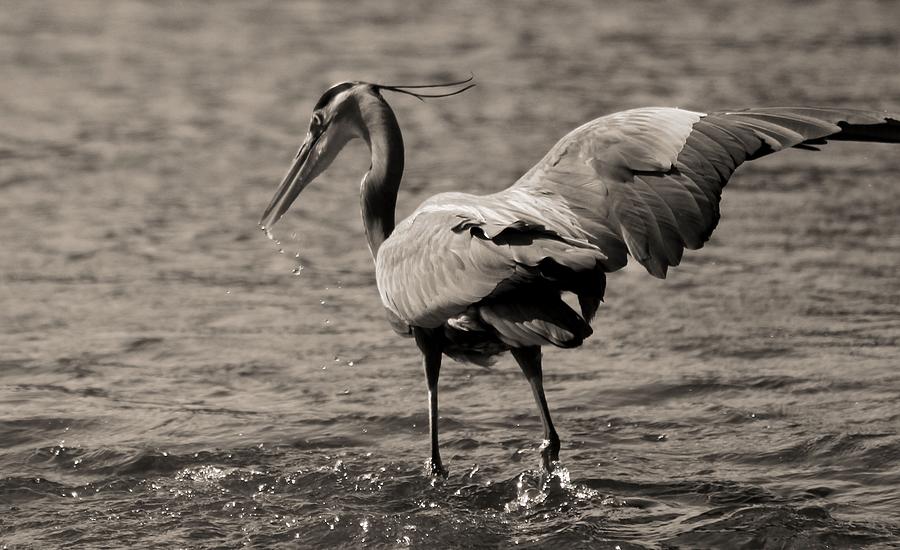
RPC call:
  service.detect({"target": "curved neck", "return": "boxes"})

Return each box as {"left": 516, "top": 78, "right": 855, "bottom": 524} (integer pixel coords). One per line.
{"left": 359, "top": 94, "right": 404, "bottom": 258}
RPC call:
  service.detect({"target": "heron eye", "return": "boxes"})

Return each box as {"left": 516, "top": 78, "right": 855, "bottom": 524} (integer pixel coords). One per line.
{"left": 311, "top": 112, "right": 324, "bottom": 130}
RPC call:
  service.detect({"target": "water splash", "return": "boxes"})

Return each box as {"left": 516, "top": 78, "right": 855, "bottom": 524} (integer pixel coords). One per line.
{"left": 504, "top": 471, "right": 548, "bottom": 512}
{"left": 503, "top": 464, "right": 600, "bottom": 513}
{"left": 176, "top": 465, "right": 233, "bottom": 483}
{"left": 50, "top": 440, "right": 67, "bottom": 456}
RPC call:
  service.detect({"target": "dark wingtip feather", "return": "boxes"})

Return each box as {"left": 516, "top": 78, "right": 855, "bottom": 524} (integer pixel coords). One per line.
{"left": 831, "top": 118, "right": 900, "bottom": 143}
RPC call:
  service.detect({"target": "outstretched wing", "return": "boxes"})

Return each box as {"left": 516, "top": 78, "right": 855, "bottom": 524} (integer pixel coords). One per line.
{"left": 376, "top": 193, "right": 607, "bottom": 329}
{"left": 513, "top": 107, "right": 900, "bottom": 277}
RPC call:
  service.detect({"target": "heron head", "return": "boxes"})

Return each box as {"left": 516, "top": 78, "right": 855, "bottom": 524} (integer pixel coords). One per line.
{"left": 259, "top": 76, "right": 475, "bottom": 231}
{"left": 259, "top": 81, "right": 370, "bottom": 231}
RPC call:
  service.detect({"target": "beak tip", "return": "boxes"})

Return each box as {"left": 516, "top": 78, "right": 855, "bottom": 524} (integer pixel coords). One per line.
{"left": 259, "top": 209, "right": 282, "bottom": 228}
{"left": 261, "top": 134, "right": 314, "bottom": 236}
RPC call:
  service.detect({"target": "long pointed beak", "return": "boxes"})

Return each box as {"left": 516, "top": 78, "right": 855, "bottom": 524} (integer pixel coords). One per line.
{"left": 259, "top": 136, "right": 317, "bottom": 230}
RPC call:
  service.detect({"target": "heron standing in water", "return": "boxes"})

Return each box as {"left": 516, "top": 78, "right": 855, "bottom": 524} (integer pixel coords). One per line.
{"left": 259, "top": 76, "right": 899, "bottom": 476}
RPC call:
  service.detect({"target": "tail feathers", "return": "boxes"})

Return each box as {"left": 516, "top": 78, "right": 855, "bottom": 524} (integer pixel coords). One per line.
{"left": 442, "top": 345, "right": 502, "bottom": 367}
{"left": 535, "top": 256, "right": 605, "bottom": 323}
{"left": 578, "top": 294, "right": 602, "bottom": 323}
{"left": 442, "top": 311, "right": 508, "bottom": 366}
{"left": 479, "top": 295, "right": 592, "bottom": 349}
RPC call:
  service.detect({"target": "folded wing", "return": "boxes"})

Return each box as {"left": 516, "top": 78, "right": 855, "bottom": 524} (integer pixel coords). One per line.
{"left": 376, "top": 194, "right": 607, "bottom": 330}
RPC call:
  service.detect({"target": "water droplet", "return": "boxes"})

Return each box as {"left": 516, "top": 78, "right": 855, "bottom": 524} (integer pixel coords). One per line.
{"left": 225, "top": 290, "right": 231, "bottom": 295}
{"left": 319, "top": 300, "right": 326, "bottom": 305}
{"left": 326, "top": 515, "right": 340, "bottom": 530}
{"left": 347, "top": 360, "right": 354, "bottom": 367}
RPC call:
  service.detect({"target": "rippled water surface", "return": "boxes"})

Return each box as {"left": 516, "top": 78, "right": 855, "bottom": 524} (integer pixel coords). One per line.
{"left": 2, "top": 1, "right": 900, "bottom": 548}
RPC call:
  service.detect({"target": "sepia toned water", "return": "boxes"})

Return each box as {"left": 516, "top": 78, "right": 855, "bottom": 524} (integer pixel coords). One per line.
{"left": 2, "top": 1, "right": 899, "bottom": 548}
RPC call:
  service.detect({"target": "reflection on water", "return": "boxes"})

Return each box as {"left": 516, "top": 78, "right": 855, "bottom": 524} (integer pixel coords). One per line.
{"left": 2, "top": 0, "right": 900, "bottom": 548}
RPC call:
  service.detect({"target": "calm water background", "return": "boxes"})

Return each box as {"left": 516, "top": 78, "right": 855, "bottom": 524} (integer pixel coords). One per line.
{"left": 2, "top": 1, "right": 899, "bottom": 548}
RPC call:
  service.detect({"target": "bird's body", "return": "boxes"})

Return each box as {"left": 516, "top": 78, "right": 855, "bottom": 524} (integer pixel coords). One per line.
{"left": 376, "top": 187, "right": 601, "bottom": 366}
{"left": 260, "top": 78, "right": 900, "bottom": 475}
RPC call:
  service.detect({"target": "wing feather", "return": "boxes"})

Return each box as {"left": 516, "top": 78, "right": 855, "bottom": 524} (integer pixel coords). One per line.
{"left": 637, "top": 173, "right": 707, "bottom": 249}
{"left": 513, "top": 106, "right": 900, "bottom": 277}
{"left": 631, "top": 175, "right": 685, "bottom": 266}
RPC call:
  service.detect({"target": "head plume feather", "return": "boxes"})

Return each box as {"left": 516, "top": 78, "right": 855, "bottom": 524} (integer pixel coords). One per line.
{"left": 375, "top": 74, "right": 475, "bottom": 102}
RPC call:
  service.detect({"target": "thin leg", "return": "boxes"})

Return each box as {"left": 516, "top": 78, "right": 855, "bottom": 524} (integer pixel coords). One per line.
{"left": 511, "top": 346, "right": 560, "bottom": 471}
{"left": 413, "top": 328, "right": 446, "bottom": 477}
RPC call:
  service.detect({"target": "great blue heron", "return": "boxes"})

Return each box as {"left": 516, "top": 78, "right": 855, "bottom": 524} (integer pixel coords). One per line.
{"left": 259, "top": 76, "right": 899, "bottom": 476}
